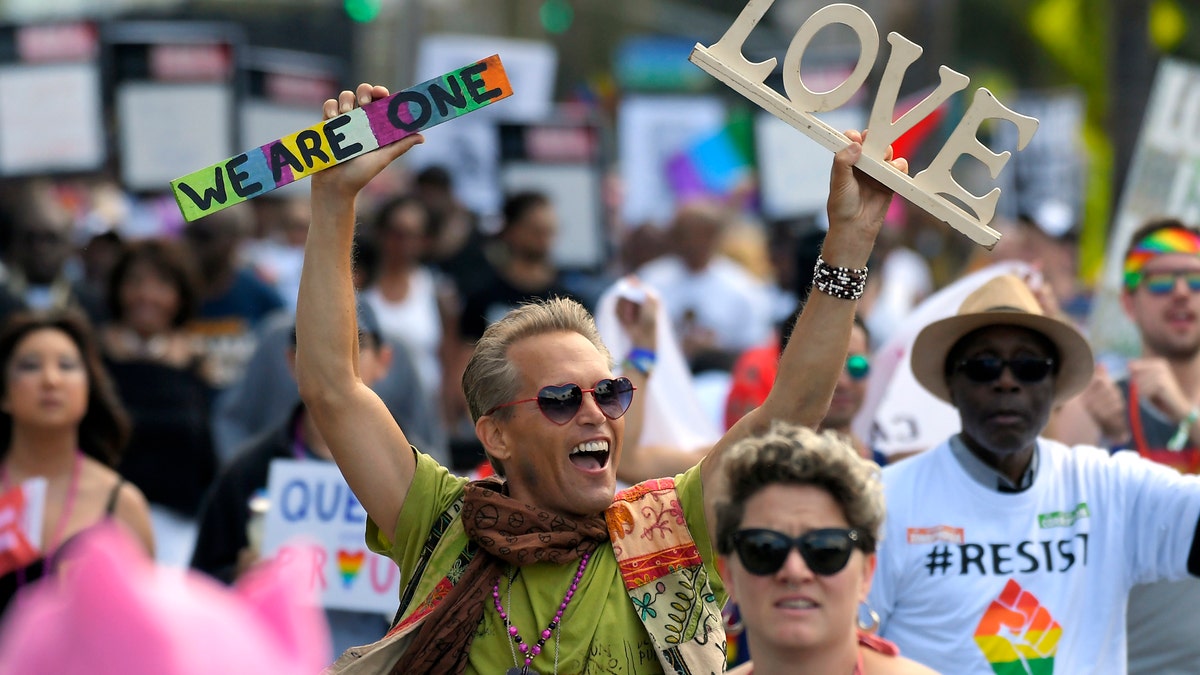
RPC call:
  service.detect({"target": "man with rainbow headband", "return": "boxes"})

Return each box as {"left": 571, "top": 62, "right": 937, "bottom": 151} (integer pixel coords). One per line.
{"left": 1060, "top": 218, "right": 1200, "bottom": 674}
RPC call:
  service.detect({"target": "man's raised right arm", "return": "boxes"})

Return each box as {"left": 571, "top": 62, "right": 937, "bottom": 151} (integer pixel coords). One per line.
{"left": 295, "top": 84, "right": 424, "bottom": 537}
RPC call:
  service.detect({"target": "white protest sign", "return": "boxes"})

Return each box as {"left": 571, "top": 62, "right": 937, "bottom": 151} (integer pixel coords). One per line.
{"left": 690, "top": 1, "right": 1041, "bottom": 248}
{"left": 261, "top": 459, "right": 400, "bottom": 615}
{"left": 1089, "top": 58, "right": 1200, "bottom": 357}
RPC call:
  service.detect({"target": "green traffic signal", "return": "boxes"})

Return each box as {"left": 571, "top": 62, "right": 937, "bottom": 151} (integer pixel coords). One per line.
{"left": 345, "top": 0, "right": 382, "bottom": 22}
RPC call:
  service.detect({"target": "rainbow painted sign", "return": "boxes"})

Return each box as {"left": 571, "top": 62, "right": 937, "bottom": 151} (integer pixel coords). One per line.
{"left": 170, "top": 54, "right": 512, "bottom": 221}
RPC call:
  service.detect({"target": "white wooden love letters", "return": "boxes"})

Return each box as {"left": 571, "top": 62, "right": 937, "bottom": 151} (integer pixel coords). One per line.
{"left": 690, "top": 1, "right": 1039, "bottom": 248}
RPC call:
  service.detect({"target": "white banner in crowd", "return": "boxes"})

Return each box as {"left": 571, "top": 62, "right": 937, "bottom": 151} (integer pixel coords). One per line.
{"left": 0, "top": 64, "right": 104, "bottom": 175}
{"left": 1090, "top": 57, "right": 1200, "bottom": 356}
{"left": 261, "top": 459, "right": 400, "bottom": 615}
{"left": 854, "top": 261, "right": 1032, "bottom": 458}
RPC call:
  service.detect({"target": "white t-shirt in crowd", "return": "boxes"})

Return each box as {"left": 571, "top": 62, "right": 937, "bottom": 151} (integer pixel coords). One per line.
{"left": 637, "top": 255, "right": 773, "bottom": 354}
{"left": 363, "top": 268, "right": 443, "bottom": 397}
{"left": 870, "top": 437, "right": 1200, "bottom": 674}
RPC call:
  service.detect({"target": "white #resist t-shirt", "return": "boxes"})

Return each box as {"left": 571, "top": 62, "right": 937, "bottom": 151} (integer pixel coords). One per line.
{"left": 869, "top": 437, "right": 1200, "bottom": 675}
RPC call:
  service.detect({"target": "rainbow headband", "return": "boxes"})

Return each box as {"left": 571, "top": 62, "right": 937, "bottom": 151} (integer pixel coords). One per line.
{"left": 1123, "top": 227, "right": 1200, "bottom": 289}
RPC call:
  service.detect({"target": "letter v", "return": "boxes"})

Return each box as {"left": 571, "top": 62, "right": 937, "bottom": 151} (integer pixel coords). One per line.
{"left": 863, "top": 33, "right": 969, "bottom": 159}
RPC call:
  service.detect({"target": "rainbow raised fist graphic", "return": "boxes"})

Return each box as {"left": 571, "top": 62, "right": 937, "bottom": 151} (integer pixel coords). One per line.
{"left": 974, "top": 579, "right": 1061, "bottom": 675}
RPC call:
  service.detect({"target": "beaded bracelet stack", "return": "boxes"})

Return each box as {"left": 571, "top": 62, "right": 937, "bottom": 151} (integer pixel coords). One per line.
{"left": 812, "top": 255, "right": 868, "bottom": 300}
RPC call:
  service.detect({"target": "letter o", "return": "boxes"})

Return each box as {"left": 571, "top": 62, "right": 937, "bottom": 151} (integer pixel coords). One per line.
{"left": 782, "top": 3, "right": 880, "bottom": 113}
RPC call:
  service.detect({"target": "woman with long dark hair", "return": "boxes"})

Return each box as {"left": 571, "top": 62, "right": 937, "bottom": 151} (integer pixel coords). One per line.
{"left": 0, "top": 309, "right": 154, "bottom": 613}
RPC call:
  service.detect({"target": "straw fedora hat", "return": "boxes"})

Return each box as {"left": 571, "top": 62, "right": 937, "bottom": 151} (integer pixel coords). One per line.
{"left": 911, "top": 274, "right": 1094, "bottom": 405}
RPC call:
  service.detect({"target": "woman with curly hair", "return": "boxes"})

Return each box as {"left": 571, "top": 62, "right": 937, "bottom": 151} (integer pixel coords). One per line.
{"left": 715, "top": 422, "right": 936, "bottom": 674}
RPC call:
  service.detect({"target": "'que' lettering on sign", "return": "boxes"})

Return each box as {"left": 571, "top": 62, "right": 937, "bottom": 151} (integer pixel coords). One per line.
{"left": 171, "top": 54, "right": 513, "bottom": 222}
{"left": 690, "top": 2, "right": 1038, "bottom": 248}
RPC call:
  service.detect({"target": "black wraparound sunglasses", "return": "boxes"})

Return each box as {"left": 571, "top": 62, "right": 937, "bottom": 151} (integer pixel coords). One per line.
{"left": 954, "top": 356, "right": 1055, "bottom": 384}
{"left": 729, "top": 528, "right": 867, "bottom": 576}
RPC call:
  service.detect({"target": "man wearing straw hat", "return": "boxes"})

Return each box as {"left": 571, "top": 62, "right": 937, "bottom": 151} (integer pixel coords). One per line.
{"left": 866, "top": 273, "right": 1200, "bottom": 675}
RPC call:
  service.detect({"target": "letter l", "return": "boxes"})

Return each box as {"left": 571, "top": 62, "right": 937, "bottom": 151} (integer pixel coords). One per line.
{"left": 702, "top": 0, "right": 779, "bottom": 85}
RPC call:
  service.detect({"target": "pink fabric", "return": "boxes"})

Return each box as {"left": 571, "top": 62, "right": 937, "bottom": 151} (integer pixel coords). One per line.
{"left": 0, "top": 523, "right": 330, "bottom": 674}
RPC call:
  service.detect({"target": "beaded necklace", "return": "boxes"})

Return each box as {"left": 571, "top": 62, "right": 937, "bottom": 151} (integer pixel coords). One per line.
{"left": 492, "top": 552, "right": 591, "bottom": 675}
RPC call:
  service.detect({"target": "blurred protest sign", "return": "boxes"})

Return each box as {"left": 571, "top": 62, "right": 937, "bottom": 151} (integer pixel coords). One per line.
{"left": 691, "top": 1, "right": 1041, "bottom": 248}
{"left": 618, "top": 95, "right": 726, "bottom": 227}
{"left": 171, "top": 54, "right": 513, "bottom": 221}
{"left": 106, "top": 21, "right": 242, "bottom": 193}
{"left": 1089, "top": 58, "right": 1200, "bottom": 357}
{"left": 0, "top": 22, "right": 104, "bottom": 175}
{"left": 261, "top": 459, "right": 399, "bottom": 614}
{"left": 499, "top": 121, "right": 606, "bottom": 269}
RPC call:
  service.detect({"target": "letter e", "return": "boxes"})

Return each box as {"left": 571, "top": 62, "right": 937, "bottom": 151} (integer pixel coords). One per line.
{"left": 225, "top": 154, "right": 262, "bottom": 198}
{"left": 912, "top": 88, "right": 1038, "bottom": 225}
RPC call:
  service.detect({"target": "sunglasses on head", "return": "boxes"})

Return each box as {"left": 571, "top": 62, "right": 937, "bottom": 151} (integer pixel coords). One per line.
{"left": 485, "top": 377, "right": 636, "bottom": 425}
{"left": 729, "top": 528, "right": 865, "bottom": 576}
{"left": 1139, "top": 270, "right": 1200, "bottom": 296}
{"left": 845, "top": 354, "right": 870, "bottom": 381}
{"left": 954, "top": 356, "right": 1055, "bottom": 384}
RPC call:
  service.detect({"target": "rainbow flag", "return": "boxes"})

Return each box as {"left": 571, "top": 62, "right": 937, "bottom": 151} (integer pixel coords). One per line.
{"left": 665, "top": 110, "right": 755, "bottom": 202}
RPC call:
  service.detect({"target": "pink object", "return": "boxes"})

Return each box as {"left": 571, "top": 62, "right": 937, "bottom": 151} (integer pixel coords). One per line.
{"left": 0, "top": 523, "right": 330, "bottom": 674}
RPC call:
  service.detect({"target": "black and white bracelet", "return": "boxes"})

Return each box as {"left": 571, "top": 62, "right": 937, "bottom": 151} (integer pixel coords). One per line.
{"left": 812, "top": 255, "right": 868, "bottom": 300}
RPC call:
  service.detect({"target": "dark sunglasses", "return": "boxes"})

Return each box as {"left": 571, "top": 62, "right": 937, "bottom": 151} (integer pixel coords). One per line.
{"left": 954, "top": 356, "right": 1055, "bottom": 384}
{"left": 1140, "top": 270, "right": 1200, "bottom": 296}
{"left": 846, "top": 354, "right": 870, "bottom": 381}
{"left": 485, "top": 377, "right": 636, "bottom": 425}
{"left": 730, "top": 528, "right": 865, "bottom": 576}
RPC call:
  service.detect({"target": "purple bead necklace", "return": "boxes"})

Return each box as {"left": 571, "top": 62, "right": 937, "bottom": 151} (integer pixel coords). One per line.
{"left": 493, "top": 552, "right": 591, "bottom": 675}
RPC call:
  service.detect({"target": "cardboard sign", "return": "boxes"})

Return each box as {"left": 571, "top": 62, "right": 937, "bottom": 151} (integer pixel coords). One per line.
{"left": 690, "top": 1, "right": 1040, "bottom": 248}
{"left": 171, "top": 54, "right": 513, "bottom": 221}
{"left": 261, "top": 460, "right": 400, "bottom": 615}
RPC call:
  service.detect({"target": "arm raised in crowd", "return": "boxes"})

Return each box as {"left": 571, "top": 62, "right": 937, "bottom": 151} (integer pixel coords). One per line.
{"left": 701, "top": 132, "right": 907, "bottom": 502}
{"left": 295, "top": 84, "right": 424, "bottom": 537}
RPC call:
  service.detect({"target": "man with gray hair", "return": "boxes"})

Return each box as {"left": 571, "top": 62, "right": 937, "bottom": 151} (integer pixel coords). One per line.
{"left": 296, "top": 82, "right": 904, "bottom": 674}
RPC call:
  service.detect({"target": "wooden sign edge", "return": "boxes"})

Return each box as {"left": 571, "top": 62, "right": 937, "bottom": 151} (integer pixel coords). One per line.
{"left": 689, "top": 44, "right": 1000, "bottom": 249}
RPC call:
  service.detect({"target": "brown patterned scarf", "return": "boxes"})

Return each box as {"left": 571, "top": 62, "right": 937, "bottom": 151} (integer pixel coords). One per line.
{"left": 390, "top": 478, "right": 610, "bottom": 675}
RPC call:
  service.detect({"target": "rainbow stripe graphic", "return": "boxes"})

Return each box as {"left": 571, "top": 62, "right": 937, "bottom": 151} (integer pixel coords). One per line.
{"left": 336, "top": 549, "right": 366, "bottom": 589}
{"left": 974, "top": 579, "right": 1060, "bottom": 675}
{"left": 171, "top": 54, "right": 513, "bottom": 221}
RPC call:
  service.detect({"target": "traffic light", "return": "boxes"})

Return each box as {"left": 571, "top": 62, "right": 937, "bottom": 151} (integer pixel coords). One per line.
{"left": 540, "top": 0, "right": 573, "bottom": 34}
{"left": 345, "top": 0, "right": 382, "bottom": 22}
